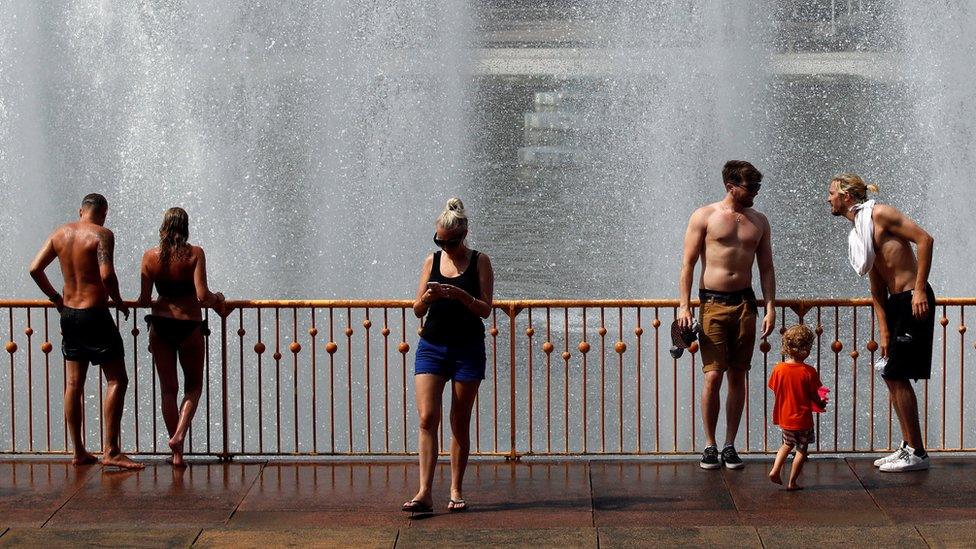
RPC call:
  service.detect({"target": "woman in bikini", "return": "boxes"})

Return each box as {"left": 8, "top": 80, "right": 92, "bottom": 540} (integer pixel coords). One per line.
{"left": 137, "top": 207, "right": 225, "bottom": 467}
{"left": 401, "top": 198, "right": 494, "bottom": 514}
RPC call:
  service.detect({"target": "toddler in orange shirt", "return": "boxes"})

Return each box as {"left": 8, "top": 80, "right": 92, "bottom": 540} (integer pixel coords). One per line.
{"left": 768, "top": 324, "right": 828, "bottom": 490}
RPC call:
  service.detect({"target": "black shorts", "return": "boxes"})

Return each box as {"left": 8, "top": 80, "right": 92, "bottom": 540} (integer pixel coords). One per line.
{"left": 883, "top": 284, "right": 936, "bottom": 381}
{"left": 60, "top": 307, "right": 125, "bottom": 365}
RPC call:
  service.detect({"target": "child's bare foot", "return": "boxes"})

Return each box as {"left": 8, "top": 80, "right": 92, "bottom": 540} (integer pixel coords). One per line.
{"left": 786, "top": 483, "right": 803, "bottom": 491}
{"left": 768, "top": 469, "right": 783, "bottom": 485}
{"left": 101, "top": 453, "right": 145, "bottom": 470}
{"left": 72, "top": 451, "right": 99, "bottom": 466}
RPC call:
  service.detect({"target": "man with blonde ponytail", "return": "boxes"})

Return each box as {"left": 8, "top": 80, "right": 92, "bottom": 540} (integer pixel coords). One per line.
{"left": 678, "top": 160, "right": 777, "bottom": 470}
{"left": 828, "top": 174, "right": 935, "bottom": 472}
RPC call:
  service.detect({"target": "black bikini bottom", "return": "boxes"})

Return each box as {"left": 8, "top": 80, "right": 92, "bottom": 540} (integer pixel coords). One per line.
{"left": 145, "top": 315, "right": 206, "bottom": 348}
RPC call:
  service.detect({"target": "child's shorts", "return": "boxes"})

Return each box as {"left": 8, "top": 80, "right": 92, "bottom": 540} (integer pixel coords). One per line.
{"left": 782, "top": 428, "right": 815, "bottom": 452}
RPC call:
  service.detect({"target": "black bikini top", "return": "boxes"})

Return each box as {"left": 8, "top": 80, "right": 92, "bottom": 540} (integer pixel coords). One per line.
{"left": 155, "top": 278, "right": 196, "bottom": 299}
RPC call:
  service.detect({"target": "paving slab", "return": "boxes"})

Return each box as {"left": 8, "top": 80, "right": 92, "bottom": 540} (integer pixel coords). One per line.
{"left": 0, "top": 462, "right": 97, "bottom": 526}
{"left": 403, "top": 461, "right": 593, "bottom": 529}
{"left": 916, "top": 521, "right": 976, "bottom": 548}
{"left": 0, "top": 527, "right": 200, "bottom": 548}
{"left": 724, "top": 457, "right": 888, "bottom": 525}
{"left": 598, "top": 526, "right": 762, "bottom": 548}
{"left": 193, "top": 527, "right": 397, "bottom": 548}
{"left": 590, "top": 461, "right": 738, "bottom": 526}
{"left": 58, "top": 463, "right": 262, "bottom": 514}
{"left": 237, "top": 461, "right": 592, "bottom": 529}
{"left": 396, "top": 527, "right": 596, "bottom": 548}
{"left": 756, "top": 525, "right": 925, "bottom": 548}
{"left": 848, "top": 457, "right": 976, "bottom": 523}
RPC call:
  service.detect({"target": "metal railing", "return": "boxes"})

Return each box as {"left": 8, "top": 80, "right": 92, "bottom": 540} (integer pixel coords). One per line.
{"left": 1, "top": 298, "right": 974, "bottom": 459}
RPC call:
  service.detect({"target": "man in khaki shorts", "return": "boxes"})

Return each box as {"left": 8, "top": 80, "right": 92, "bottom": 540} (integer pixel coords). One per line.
{"left": 677, "top": 160, "right": 776, "bottom": 470}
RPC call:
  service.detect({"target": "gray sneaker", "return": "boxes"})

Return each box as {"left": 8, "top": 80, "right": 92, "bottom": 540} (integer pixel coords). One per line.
{"left": 721, "top": 445, "right": 744, "bottom": 470}
{"left": 700, "top": 446, "right": 720, "bottom": 470}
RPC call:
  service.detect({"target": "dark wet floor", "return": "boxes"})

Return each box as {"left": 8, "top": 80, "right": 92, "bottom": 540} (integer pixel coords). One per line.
{"left": 0, "top": 456, "right": 973, "bottom": 547}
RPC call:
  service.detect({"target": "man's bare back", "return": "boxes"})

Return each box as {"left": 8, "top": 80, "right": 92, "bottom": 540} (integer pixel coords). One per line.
{"left": 870, "top": 205, "right": 926, "bottom": 295}
{"left": 46, "top": 221, "right": 114, "bottom": 308}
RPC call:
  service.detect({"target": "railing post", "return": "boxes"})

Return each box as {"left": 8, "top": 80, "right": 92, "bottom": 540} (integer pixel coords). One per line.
{"left": 220, "top": 313, "right": 230, "bottom": 461}
{"left": 509, "top": 303, "right": 518, "bottom": 460}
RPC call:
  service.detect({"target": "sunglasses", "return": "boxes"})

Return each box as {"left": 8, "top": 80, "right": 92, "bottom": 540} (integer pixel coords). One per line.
{"left": 433, "top": 233, "right": 464, "bottom": 248}
{"left": 736, "top": 182, "right": 762, "bottom": 193}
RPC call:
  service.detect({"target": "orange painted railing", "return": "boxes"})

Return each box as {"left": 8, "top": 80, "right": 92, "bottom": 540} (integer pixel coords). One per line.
{"left": 1, "top": 298, "right": 974, "bottom": 458}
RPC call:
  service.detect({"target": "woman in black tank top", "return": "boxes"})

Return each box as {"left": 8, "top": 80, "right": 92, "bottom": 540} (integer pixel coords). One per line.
{"left": 402, "top": 198, "right": 494, "bottom": 515}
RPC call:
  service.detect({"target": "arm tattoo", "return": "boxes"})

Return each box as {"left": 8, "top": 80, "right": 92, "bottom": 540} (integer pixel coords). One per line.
{"left": 96, "top": 233, "right": 112, "bottom": 265}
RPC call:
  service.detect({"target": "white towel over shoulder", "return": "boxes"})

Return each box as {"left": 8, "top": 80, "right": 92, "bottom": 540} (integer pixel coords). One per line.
{"left": 848, "top": 199, "right": 876, "bottom": 276}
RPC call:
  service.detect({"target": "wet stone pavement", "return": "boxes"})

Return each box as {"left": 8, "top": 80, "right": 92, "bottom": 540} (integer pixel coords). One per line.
{"left": 0, "top": 456, "right": 974, "bottom": 547}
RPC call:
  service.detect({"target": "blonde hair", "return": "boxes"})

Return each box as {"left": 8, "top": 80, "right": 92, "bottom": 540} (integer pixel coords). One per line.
{"left": 436, "top": 198, "right": 468, "bottom": 232}
{"left": 159, "top": 207, "right": 191, "bottom": 264}
{"left": 782, "top": 324, "right": 815, "bottom": 359}
{"left": 831, "top": 173, "right": 880, "bottom": 203}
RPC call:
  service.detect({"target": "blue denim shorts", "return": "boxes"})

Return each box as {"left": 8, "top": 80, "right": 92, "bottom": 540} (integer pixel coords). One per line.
{"left": 414, "top": 337, "right": 486, "bottom": 381}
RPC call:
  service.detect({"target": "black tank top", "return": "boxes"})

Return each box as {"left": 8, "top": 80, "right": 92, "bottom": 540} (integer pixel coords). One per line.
{"left": 421, "top": 250, "right": 485, "bottom": 344}
{"left": 155, "top": 278, "right": 196, "bottom": 299}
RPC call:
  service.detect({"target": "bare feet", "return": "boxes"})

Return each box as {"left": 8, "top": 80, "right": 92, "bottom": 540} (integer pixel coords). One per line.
{"left": 72, "top": 451, "right": 99, "bottom": 466}
{"left": 101, "top": 452, "right": 145, "bottom": 470}
{"left": 768, "top": 469, "right": 783, "bottom": 486}
{"left": 168, "top": 436, "right": 186, "bottom": 468}
{"left": 786, "top": 483, "right": 804, "bottom": 491}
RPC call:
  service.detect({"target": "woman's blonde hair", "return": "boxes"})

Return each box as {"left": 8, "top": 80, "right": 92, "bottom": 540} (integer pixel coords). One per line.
{"left": 831, "top": 173, "right": 880, "bottom": 203}
{"left": 782, "top": 324, "right": 815, "bottom": 358}
{"left": 436, "top": 198, "right": 468, "bottom": 232}
{"left": 159, "top": 207, "right": 191, "bottom": 264}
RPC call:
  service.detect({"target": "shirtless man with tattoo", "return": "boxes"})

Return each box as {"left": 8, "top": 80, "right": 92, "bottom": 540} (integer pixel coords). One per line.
{"left": 29, "top": 193, "right": 143, "bottom": 469}
{"left": 678, "top": 160, "right": 776, "bottom": 470}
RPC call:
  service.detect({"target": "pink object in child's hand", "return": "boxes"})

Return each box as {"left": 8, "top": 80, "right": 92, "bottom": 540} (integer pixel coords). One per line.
{"left": 813, "top": 386, "right": 830, "bottom": 413}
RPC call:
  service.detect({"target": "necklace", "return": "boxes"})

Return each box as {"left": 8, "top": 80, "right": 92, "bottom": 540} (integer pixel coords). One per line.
{"left": 723, "top": 207, "right": 743, "bottom": 223}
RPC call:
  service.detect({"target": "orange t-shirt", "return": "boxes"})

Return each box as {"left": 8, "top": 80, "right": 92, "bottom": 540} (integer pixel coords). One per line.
{"left": 767, "top": 361, "right": 822, "bottom": 431}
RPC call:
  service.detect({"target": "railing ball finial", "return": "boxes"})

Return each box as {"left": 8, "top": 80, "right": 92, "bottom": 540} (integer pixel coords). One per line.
{"left": 867, "top": 340, "right": 878, "bottom": 352}
{"left": 960, "top": 325, "right": 967, "bottom": 335}
{"left": 326, "top": 342, "right": 338, "bottom": 354}
{"left": 40, "top": 342, "right": 53, "bottom": 354}
{"left": 831, "top": 340, "right": 843, "bottom": 353}
{"left": 526, "top": 327, "right": 535, "bottom": 337}
{"left": 344, "top": 327, "right": 354, "bottom": 337}
{"left": 363, "top": 319, "right": 372, "bottom": 329}
{"left": 614, "top": 341, "right": 626, "bottom": 354}
{"left": 542, "top": 342, "right": 554, "bottom": 354}
{"left": 578, "top": 341, "right": 590, "bottom": 354}
{"left": 398, "top": 342, "right": 410, "bottom": 354}
{"left": 688, "top": 341, "right": 699, "bottom": 354}
{"left": 5, "top": 341, "right": 17, "bottom": 354}
{"left": 309, "top": 327, "right": 318, "bottom": 337}
{"left": 561, "top": 351, "right": 571, "bottom": 361}
{"left": 758, "top": 340, "right": 770, "bottom": 354}
{"left": 237, "top": 328, "right": 246, "bottom": 337}
{"left": 651, "top": 319, "right": 661, "bottom": 329}
{"left": 289, "top": 342, "right": 301, "bottom": 354}
{"left": 24, "top": 327, "right": 33, "bottom": 337}
{"left": 850, "top": 350, "right": 859, "bottom": 360}
{"left": 815, "top": 325, "right": 823, "bottom": 336}
{"left": 598, "top": 327, "right": 607, "bottom": 337}
{"left": 381, "top": 328, "right": 390, "bottom": 337}
{"left": 490, "top": 327, "right": 499, "bottom": 337}
{"left": 940, "top": 317, "right": 949, "bottom": 327}
{"left": 254, "top": 342, "right": 266, "bottom": 355}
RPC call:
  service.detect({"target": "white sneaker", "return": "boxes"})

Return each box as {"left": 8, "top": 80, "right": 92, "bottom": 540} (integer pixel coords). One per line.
{"left": 879, "top": 446, "right": 930, "bottom": 472}
{"left": 873, "top": 443, "right": 907, "bottom": 467}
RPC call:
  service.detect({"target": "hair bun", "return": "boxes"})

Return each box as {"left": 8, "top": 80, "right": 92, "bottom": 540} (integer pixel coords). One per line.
{"left": 866, "top": 183, "right": 880, "bottom": 193}
{"left": 446, "top": 197, "right": 464, "bottom": 213}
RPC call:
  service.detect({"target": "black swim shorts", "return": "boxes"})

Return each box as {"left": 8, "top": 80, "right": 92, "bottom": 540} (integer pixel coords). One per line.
{"left": 60, "top": 307, "right": 125, "bottom": 365}
{"left": 882, "top": 284, "right": 936, "bottom": 381}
